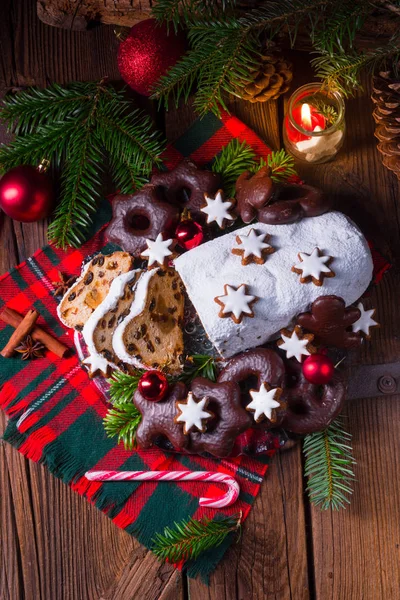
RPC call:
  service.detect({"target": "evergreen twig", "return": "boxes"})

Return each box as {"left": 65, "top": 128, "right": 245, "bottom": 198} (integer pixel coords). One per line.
{"left": 303, "top": 416, "right": 355, "bottom": 510}
{"left": 179, "top": 354, "right": 219, "bottom": 383}
{"left": 212, "top": 139, "right": 256, "bottom": 196}
{"left": 103, "top": 401, "right": 142, "bottom": 450}
{"left": 107, "top": 370, "right": 146, "bottom": 404}
{"left": 152, "top": 514, "right": 241, "bottom": 562}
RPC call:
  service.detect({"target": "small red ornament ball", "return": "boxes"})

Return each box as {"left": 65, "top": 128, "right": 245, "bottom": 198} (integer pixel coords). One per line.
{"left": 138, "top": 370, "right": 169, "bottom": 402}
{"left": 302, "top": 354, "right": 335, "bottom": 385}
{"left": 0, "top": 165, "right": 53, "bottom": 222}
{"left": 175, "top": 219, "right": 204, "bottom": 250}
{"left": 118, "top": 19, "right": 186, "bottom": 97}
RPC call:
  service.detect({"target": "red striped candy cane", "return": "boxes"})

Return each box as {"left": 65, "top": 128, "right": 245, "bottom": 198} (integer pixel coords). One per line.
{"left": 85, "top": 470, "right": 240, "bottom": 509}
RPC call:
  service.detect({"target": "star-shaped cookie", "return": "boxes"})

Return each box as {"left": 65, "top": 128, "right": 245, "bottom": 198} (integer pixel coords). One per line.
{"left": 189, "top": 377, "right": 251, "bottom": 457}
{"left": 175, "top": 392, "right": 213, "bottom": 434}
{"left": 133, "top": 382, "right": 189, "bottom": 449}
{"left": 214, "top": 283, "right": 258, "bottom": 324}
{"left": 201, "top": 190, "right": 236, "bottom": 229}
{"left": 292, "top": 247, "right": 335, "bottom": 286}
{"left": 140, "top": 233, "right": 175, "bottom": 268}
{"left": 277, "top": 325, "right": 316, "bottom": 362}
{"left": 246, "top": 382, "right": 283, "bottom": 423}
{"left": 351, "top": 302, "right": 379, "bottom": 339}
{"left": 232, "top": 229, "right": 275, "bottom": 265}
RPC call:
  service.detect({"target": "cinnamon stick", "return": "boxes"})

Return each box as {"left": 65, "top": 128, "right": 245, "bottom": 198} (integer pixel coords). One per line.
{"left": 0, "top": 307, "right": 69, "bottom": 358}
{"left": 0, "top": 309, "right": 40, "bottom": 358}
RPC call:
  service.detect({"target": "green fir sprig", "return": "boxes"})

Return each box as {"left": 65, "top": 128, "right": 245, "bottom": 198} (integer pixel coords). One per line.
{"left": 0, "top": 81, "right": 165, "bottom": 248}
{"left": 107, "top": 370, "right": 145, "bottom": 404}
{"left": 303, "top": 416, "right": 355, "bottom": 510}
{"left": 103, "top": 402, "right": 142, "bottom": 451}
{"left": 212, "top": 140, "right": 297, "bottom": 196}
{"left": 179, "top": 354, "right": 219, "bottom": 383}
{"left": 152, "top": 514, "right": 241, "bottom": 563}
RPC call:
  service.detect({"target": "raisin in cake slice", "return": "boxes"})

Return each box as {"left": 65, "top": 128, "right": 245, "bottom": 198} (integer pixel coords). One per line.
{"left": 57, "top": 252, "right": 133, "bottom": 331}
{"left": 82, "top": 270, "right": 142, "bottom": 377}
{"left": 113, "top": 269, "right": 185, "bottom": 375}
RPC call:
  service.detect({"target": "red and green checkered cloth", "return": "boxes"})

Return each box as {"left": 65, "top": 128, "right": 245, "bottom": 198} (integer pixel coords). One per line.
{"left": 0, "top": 111, "right": 281, "bottom": 581}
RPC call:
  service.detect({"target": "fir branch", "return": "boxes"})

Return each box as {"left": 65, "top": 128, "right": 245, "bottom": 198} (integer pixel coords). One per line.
{"left": 212, "top": 139, "right": 257, "bottom": 196}
{"left": 47, "top": 121, "right": 104, "bottom": 247}
{"left": 103, "top": 401, "right": 142, "bottom": 450}
{"left": 313, "top": 1, "right": 368, "bottom": 55}
{"left": 179, "top": 354, "right": 218, "bottom": 383}
{"left": 309, "top": 97, "right": 338, "bottom": 125}
{"left": 152, "top": 514, "right": 241, "bottom": 563}
{"left": 250, "top": 149, "right": 297, "bottom": 182}
{"left": 0, "top": 81, "right": 98, "bottom": 135}
{"left": 313, "top": 33, "right": 400, "bottom": 96}
{"left": 153, "top": 0, "right": 237, "bottom": 31}
{"left": 303, "top": 416, "right": 355, "bottom": 510}
{"left": 107, "top": 370, "right": 145, "bottom": 404}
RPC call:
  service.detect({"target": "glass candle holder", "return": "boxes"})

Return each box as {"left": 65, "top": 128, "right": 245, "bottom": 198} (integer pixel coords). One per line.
{"left": 283, "top": 83, "right": 345, "bottom": 164}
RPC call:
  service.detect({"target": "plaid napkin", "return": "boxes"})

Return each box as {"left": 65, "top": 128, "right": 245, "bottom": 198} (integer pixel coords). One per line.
{"left": 0, "top": 110, "right": 280, "bottom": 581}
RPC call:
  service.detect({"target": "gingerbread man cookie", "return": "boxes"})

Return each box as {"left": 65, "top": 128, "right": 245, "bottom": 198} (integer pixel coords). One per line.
{"left": 296, "top": 295, "right": 362, "bottom": 349}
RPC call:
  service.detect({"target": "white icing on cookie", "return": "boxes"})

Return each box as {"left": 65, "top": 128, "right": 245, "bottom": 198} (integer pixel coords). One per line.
{"left": 294, "top": 247, "right": 332, "bottom": 280}
{"left": 141, "top": 233, "right": 174, "bottom": 267}
{"left": 82, "top": 270, "right": 141, "bottom": 375}
{"left": 352, "top": 302, "right": 378, "bottom": 337}
{"left": 112, "top": 270, "right": 155, "bottom": 369}
{"left": 247, "top": 384, "right": 280, "bottom": 422}
{"left": 234, "top": 229, "right": 272, "bottom": 260}
{"left": 174, "top": 212, "right": 373, "bottom": 357}
{"left": 56, "top": 260, "right": 92, "bottom": 328}
{"left": 217, "top": 284, "right": 256, "bottom": 320}
{"left": 279, "top": 329, "right": 311, "bottom": 362}
{"left": 201, "top": 191, "right": 235, "bottom": 228}
{"left": 175, "top": 392, "right": 212, "bottom": 434}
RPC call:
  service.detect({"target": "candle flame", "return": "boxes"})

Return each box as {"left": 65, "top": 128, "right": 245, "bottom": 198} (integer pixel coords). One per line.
{"left": 301, "top": 103, "right": 312, "bottom": 130}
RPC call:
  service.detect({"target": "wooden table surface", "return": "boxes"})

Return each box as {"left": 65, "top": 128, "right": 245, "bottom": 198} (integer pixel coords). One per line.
{"left": 1, "top": 2, "right": 400, "bottom": 599}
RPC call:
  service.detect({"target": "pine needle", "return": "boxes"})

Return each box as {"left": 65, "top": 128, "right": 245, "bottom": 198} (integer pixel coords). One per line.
{"left": 103, "top": 401, "right": 142, "bottom": 450}
{"left": 152, "top": 514, "right": 241, "bottom": 563}
{"left": 303, "top": 416, "right": 355, "bottom": 510}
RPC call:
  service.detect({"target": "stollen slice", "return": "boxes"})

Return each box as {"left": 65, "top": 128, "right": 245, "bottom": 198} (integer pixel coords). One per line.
{"left": 82, "top": 269, "right": 142, "bottom": 377}
{"left": 113, "top": 269, "right": 185, "bottom": 375}
{"left": 57, "top": 251, "right": 133, "bottom": 331}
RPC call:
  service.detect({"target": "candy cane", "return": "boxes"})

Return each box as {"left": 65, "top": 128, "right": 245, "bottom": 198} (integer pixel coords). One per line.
{"left": 85, "top": 470, "right": 240, "bottom": 509}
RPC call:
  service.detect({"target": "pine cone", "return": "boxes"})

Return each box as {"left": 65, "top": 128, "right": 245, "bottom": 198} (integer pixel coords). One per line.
{"left": 239, "top": 54, "right": 293, "bottom": 103}
{"left": 371, "top": 69, "right": 400, "bottom": 181}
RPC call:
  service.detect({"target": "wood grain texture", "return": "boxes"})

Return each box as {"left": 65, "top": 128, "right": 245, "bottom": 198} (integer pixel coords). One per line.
{"left": 1, "top": 2, "right": 400, "bottom": 599}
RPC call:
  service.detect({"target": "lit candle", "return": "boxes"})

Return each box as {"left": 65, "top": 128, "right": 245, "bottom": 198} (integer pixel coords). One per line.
{"left": 283, "top": 84, "right": 345, "bottom": 164}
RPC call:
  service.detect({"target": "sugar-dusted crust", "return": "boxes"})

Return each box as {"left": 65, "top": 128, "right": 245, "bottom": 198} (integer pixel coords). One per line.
{"left": 113, "top": 269, "right": 185, "bottom": 375}
{"left": 175, "top": 211, "right": 373, "bottom": 358}
{"left": 57, "top": 252, "right": 133, "bottom": 331}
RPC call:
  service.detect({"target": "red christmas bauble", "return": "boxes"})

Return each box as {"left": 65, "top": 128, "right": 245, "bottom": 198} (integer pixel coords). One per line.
{"left": 138, "top": 370, "right": 169, "bottom": 402}
{"left": 175, "top": 219, "right": 204, "bottom": 250}
{"left": 118, "top": 19, "right": 186, "bottom": 97}
{"left": 0, "top": 165, "right": 53, "bottom": 222}
{"left": 302, "top": 354, "right": 334, "bottom": 385}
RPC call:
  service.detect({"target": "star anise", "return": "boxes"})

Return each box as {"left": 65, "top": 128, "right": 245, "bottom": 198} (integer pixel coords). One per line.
{"left": 52, "top": 271, "right": 76, "bottom": 297}
{"left": 15, "top": 335, "right": 46, "bottom": 360}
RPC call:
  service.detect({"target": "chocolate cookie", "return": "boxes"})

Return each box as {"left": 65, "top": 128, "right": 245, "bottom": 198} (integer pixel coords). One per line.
{"left": 106, "top": 184, "right": 180, "bottom": 256}
{"left": 189, "top": 377, "right": 251, "bottom": 457}
{"left": 235, "top": 166, "right": 274, "bottom": 223}
{"left": 133, "top": 382, "right": 189, "bottom": 449}
{"left": 151, "top": 159, "right": 222, "bottom": 217}
{"left": 280, "top": 360, "right": 347, "bottom": 434}
{"left": 258, "top": 182, "right": 332, "bottom": 225}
